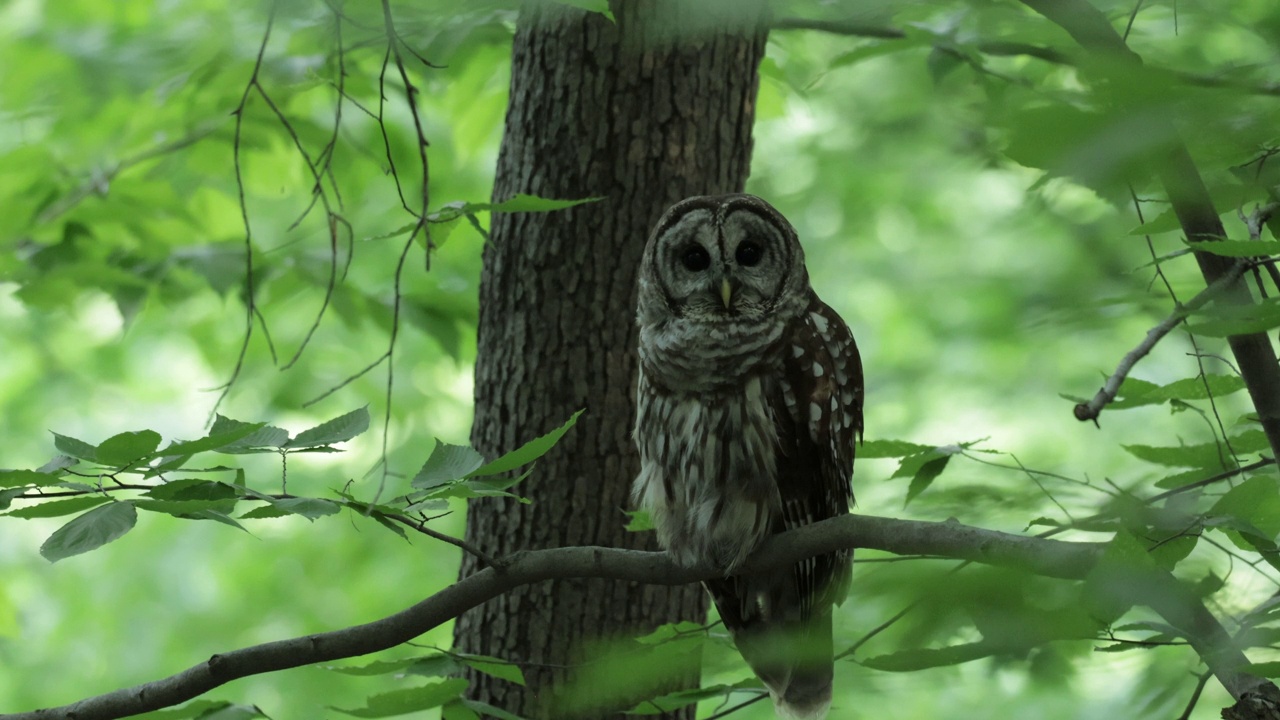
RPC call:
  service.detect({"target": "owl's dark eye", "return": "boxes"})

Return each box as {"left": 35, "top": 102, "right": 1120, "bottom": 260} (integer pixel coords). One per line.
{"left": 680, "top": 245, "right": 711, "bottom": 272}
{"left": 735, "top": 240, "right": 763, "bottom": 267}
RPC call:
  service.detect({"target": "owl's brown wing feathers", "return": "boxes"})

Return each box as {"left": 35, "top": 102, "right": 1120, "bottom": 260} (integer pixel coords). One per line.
{"left": 704, "top": 292, "right": 862, "bottom": 719}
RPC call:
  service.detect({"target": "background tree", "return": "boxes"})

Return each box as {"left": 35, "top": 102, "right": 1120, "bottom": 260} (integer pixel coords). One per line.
{"left": 2, "top": 1, "right": 1280, "bottom": 720}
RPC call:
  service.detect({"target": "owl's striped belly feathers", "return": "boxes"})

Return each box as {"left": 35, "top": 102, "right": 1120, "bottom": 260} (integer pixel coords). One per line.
{"left": 633, "top": 374, "right": 781, "bottom": 570}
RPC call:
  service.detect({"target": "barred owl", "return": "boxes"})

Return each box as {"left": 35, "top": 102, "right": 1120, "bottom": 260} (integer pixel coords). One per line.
{"left": 633, "top": 194, "right": 863, "bottom": 720}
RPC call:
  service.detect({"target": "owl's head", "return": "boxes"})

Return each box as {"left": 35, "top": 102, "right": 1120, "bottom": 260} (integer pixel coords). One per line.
{"left": 637, "top": 194, "right": 810, "bottom": 327}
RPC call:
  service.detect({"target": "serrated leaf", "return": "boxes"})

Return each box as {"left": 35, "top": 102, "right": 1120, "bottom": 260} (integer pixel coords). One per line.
{"left": 211, "top": 415, "right": 290, "bottom": 451}
{"left": 332, "top": 679, "right": 468, "bottom": 718}
{"left": 132, "top": 498, "right": 239, "bottom": 517}
{"left": 284, "top": 407, "right": 370, "bottom": 449}
{"left": 52, "top": 432, "right": 98, "bottom": 462}
{"left": 97, "top": 430, "right": 162, "bottom": 466}
{"left": 1186, "top": 239, "right": 1280, "bottom": 257}
{"left": 1123, "top": 430, "right": 1268, "bottom": 468}
{"left": 1110, "top": 375, "right": 1246, "bottom": 410}
{"left": 904, "top": 456, "right": 950, "bottom": 507}
{"left": 365, "top": 222, "right": 418, "bottom": 242}
{"left": 483, "top": 194, "right": 602, "bottom": 214}
{"left": 553, "top": 0, "right": 614, "bottom": 22}
{"left": 8, "top": 495, "right": 112, "bottom": 518}
{"left": 1187, "top": 297, "right": 1280, "bottom": 337}
{"left": 0, "top": 469, "right": 61, "bottom": 488}
{"left": 861, "top": 641, "right": 999, "bottom": 672}
{"left": 442, "top": 702, "right": 480, "bottom": 720}
{"left": 457, "top": 653, "right": 525, "bottom": 686}
{"left": 146, "top": 479, "right": 238, "bottom": 502}
{"left": 239, "top": 505, "right": 290, "bottom": 519}
{"left": 265, "top": 497, "right": 341, "bottom": 520}
{"left": 151, "top": 423, "right": 268, "bottom": 459}
{"left": 1210, "top": 475, "right": 1280, "bottom": 543}
{"left": 469, "top": 410, "right": 583, "bottom": 477}
{"left": 327, "top": 655, "right": 459, "bottom": 677}
{"left": 40, "top": 501, "right": 137, "bottom": 562}
{"left": 1127, "top": 209, "right": 1184, "bottom": 235}
{"left": 857, "top": 440, "right": 935, "bottom": 459}
{"left": 413, "top": 441, "right": 485, "bottom": 489}
{"left": 0, "top": 488, "right": 28, "bottom": 511}
{"left": 36, "top": 455, "right": 78, "bottom": 474}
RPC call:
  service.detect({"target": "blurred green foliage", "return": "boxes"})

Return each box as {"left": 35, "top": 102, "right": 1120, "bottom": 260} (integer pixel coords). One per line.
{"left": 3, "top": 0, "right": 1280, "bottom": 718}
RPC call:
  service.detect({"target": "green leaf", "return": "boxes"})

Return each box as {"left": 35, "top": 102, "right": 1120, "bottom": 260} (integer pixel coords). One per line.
{"left": 146, "top": 479, "right": 238, "bottom": 502}
{"left": 1210, "top": 475, "right": 1280, "bottom": 543}
{"left": 8, "top": 495, "right": 112, "bottom": 518}
{"left": 413, "top": 441, "right": 486, "bottom": 489}
{"left": 904, "top": 456, "right": 950, "bottom": 507}
{"left": 332, "top": 679, "right": 469, "bottom": 718}
{"left": 483, "top": 194, "right": 602, "bottom": 214}
{"left": 97, "top": 430, "right": 162, "bottom": 466}
{"left": 857, "top": 439, "right": 935, "bottom": 459}
{"left": 211, "top": 415, "right": 290, "bottom": 452}
{"left": 457, "top": 653, "right": 525, "bottom": 686}
{"left": 52, "top": 432, "right": 98, "bottom": 462}
{"left": 0, "top": 469, "right": 62, "bottom": 488}
{"left": 1124, "top": 430, "right": 1269, "bottom": 468}
{"left": 265, "top": 497, "right": 341, "bottom": 520}
{"left": 132, "top": 498, "right": 239, "bottom": 517}
{"left": 40, "top": 501, "right": 137, "bottom": 562}
{"left": 36, "top": 454, "right": 78, "bottom": 473}
{"left": 469, "top": 410, "right": 583, "bottom": 477}
{"left": 1187, "top": 297, "right": 1280, "bottom": 337}
{"left": 284, "top": 407, "right": 370, "bottom": 449}
{"left": 624, "top": 509, "right": 653, "bottom": 532}
{"left": 151, "top": 423, "right": 268, "bottom": 459}
{"left": 1186, "top": 239, "right": 1280, "bottom": 257}
{"left": 1127, "top": 209, "right": 1184, "bottom": 235}
{"left": 326, "top": 656, "right": 458, "bottom": 677}
{"left": 1082, "top": 530, "right": 1158, "bottom": 623}
{"left": 861, "top": 641, "right": 1001, "bottom": 672}
{"left": 1109, "top": 375, "right": 1246, "bottom": 410}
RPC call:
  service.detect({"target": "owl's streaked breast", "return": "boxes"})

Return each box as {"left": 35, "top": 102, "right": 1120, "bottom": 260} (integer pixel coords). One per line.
{"left": 633, "top": 372, "right": 783, "bottom": 570}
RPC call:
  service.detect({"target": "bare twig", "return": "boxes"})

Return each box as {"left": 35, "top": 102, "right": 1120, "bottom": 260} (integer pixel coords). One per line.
{"left": 1073, "top": 259, "right": 1250, "bottom": 423}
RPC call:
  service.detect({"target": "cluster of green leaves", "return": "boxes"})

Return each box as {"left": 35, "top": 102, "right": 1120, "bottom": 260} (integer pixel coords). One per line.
{"left": 2, "top": 406, "right": 579, "bottom": 566}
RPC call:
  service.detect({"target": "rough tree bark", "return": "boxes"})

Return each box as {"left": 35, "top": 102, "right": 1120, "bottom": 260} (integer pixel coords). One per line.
{"left": 455, "top": 1, "right": 769, "bottom": 717}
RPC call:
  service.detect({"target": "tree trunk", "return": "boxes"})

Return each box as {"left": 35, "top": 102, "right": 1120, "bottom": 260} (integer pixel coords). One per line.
{"left": 455, "top": 1, "right": 768, "bottom": 717}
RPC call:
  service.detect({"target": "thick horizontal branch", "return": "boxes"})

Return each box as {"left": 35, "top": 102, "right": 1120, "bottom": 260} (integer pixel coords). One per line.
{"left": 1, "top": 514, "right": 1102, "bottom": 720}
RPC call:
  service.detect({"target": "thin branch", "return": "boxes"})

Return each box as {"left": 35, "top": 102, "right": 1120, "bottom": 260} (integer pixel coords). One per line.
{"left": 1073, "top": 259, "right": 1250, "bottom": 423}
{"left": 211, "top": 2, "right": 276, "bottom": 424}
{"left": 1176, "top": 671, "right": 1214, "bottom": 720}
{"left": 384, "top": 512, "right": 498, "bottom": 568}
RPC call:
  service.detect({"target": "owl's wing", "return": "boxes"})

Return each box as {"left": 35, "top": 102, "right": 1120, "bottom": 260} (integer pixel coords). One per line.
{"left": 774, "top": 292, "right": 862, "bottom": 615}
{"left": 703, "top": 292, "right": 862, "bottom": 719}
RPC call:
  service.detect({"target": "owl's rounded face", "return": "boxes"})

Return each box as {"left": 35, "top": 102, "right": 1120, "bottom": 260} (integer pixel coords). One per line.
{"left": 639, "top": 194, "right": 808, "bottom": 326}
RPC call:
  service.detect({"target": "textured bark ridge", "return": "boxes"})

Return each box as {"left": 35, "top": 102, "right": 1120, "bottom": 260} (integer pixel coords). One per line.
{"left": 456, "top": 2, "right": 768, "bottom": 717}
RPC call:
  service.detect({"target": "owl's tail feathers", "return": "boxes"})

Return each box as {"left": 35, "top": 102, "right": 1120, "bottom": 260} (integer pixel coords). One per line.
{"left": 735, "top": 611, "right": 835, "bottom": 720}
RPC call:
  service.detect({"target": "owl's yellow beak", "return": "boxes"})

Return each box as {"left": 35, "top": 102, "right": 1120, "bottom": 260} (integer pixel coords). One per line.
{"left": 720, "top": 278, "right": 732, "bottom": 309}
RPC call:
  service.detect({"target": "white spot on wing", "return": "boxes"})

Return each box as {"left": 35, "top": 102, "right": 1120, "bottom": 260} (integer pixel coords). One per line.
{"left": 810, "top": 402, "right": 822, "bottom": 424}
{"left": 810, "top": 311, "right": 829, "bottom": 334}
